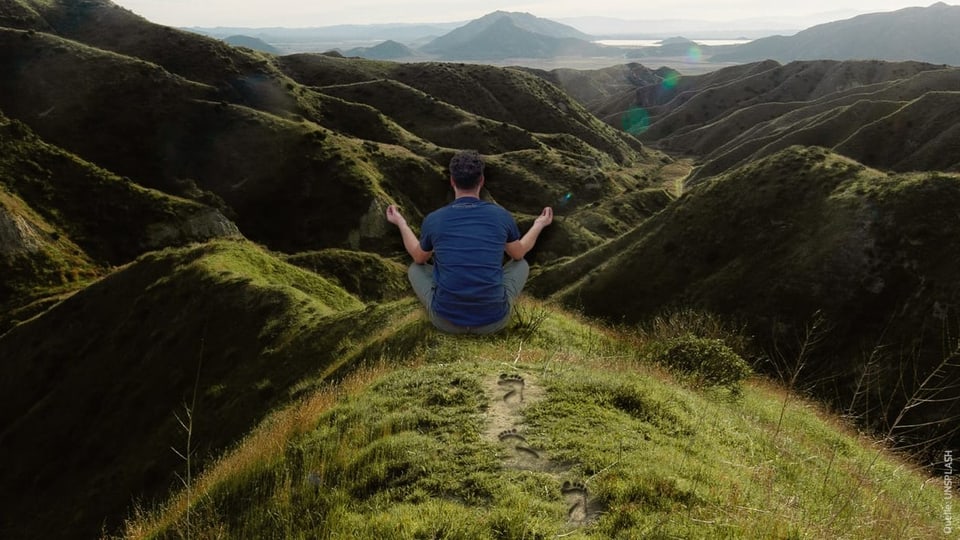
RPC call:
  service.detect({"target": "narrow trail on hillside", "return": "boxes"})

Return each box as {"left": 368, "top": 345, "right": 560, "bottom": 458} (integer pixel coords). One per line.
{"left": 482, "top": 371, "right": 600, "bottom": 526}
{"left": 656, "top": 158, "right": 694, "bottom": 197}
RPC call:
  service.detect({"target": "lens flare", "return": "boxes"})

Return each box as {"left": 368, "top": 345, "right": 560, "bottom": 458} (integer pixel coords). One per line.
{"left": 687, "top": 45, "right": 703, "bottom": 63}
{"left": 558, "top": 192, "right": 573, "bottom": 206}
{"left": 661, "top": 71, "right": 680, "bottom": 90}
{"left": 622, "top": 107, "right": 650, "bottom": 135}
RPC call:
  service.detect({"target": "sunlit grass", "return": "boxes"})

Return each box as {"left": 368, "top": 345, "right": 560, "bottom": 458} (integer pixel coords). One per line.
{"left": 116, "top": 299, "right": 944, "bottom": 539}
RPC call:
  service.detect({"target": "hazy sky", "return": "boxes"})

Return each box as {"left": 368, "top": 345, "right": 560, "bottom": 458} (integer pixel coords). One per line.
{"left": 111, "top": 1, "right": 942, "bottom": 28}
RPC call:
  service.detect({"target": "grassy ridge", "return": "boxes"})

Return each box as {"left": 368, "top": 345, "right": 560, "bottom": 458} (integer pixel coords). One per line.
{"left": 0, "top": 239, "right": 419, "bottom": 539}
{"left": 118, "top": 303, "right": 943, "bottom": 539}
{"left": 0, "top": 112, "right": 240, "bottom": 330}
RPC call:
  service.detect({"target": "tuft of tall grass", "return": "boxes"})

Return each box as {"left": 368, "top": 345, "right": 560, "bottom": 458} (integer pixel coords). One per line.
{"left": 634, "top": 307, "right": 753, "bottom": 358}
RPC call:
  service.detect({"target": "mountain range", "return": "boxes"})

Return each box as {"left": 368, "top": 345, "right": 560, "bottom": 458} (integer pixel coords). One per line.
{"left": 712, "top": 2, "right": 960, "bottom": 64}
{"left": 1, "top": 1, "right": 959, "bottom": 538}
{"left": 197, "top": 4, "right": 960, "bottom": 68}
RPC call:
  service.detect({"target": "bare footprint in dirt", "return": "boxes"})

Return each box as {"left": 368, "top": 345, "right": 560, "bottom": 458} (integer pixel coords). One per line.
{"left": 497, "top": 428, "right": 527, "bottom": 444}
{"left": 498, "top": 428, "right": 542, "bottom": 460}
{"left": 561, "top": 480, "right": 589, "bottom": 523}
{"left": 497, "top": 373, "right": 525, "bottom": 404}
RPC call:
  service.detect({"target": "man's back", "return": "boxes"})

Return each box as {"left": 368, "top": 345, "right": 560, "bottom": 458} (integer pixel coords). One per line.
{"left": 420, "top": 197, "right": 520, "bottom": 327}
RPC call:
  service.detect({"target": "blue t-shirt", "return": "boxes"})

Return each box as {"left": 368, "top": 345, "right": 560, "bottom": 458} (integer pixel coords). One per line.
{"left": 419, "top": 197, "right": 521, "bottom": 327}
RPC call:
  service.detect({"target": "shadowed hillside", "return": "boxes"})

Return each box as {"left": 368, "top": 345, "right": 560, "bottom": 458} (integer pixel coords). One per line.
{"left": 0, "top": 112, "right": 238, "bottom": 330}
{"left": 519, "top": 63, "right": 672, "bottom": 123}
{"left": 276, "top": 54, "right": 646, "bottom": 162}
{"left": 639, "top": 60, "right": 947, "bottom": 142}
{"left": 0, "top": 239, "right": 412, "bottom": 539}
{"left": 533, "top": 146, "right": 960, "bottom": 450}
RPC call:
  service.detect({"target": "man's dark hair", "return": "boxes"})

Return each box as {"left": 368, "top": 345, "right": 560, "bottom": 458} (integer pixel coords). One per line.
{"left": 449, "top": 150, "right": 484, "bottom": 190}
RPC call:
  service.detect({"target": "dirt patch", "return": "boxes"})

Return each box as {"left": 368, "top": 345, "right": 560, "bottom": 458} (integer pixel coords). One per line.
{"left": 0, "top": 204, "right": 43, "bottom": 256}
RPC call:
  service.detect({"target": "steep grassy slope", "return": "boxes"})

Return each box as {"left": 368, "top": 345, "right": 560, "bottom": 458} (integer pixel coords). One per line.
{"left": 0, "top": 239, "right": 420, "bottom": 539}
{"left": 277, "top": 54, "right": 646, "bottom": 162}
{"left": 115, "top": 304, "right": 943, "bottom": 539}
{"left": 547, "top": 58, "right": 960, "bottom": 182}
{"left": 0, "top": 112, "right": 238, "bottom": 263}
{"left": 835, "top": 90, "right": 960, "bottom": 171}
{"left": 316, "top": 78, "right": 542, "bottom": 154}
{"left": 0, "top": 0, "right": 49, "bottom": 29}
{"left": 541, "top": 59, "right": 945, "bottom": 143}
{"left": 20, "top": 0, "right": 302, "bottom": 114}
{"left": 535, "top": 146, "right": 960, "bottom": 450}
{"left": 674, "top": 68, "right": 960, "bottom": 181}
{"left": 284, "top": 248, "right": 409, "bottom": 303}
{"left": 0, "top": 111, "right": 239, "bottom": 330}
{"left": 0, "top": 181, "right": 98, "bottom": 317}
{"left": 0, "top": 27, "right": 417, "bottom": 253}
{"left": 642, "top": 60, "right": 947, "bottom": 142}
{"left": 521, "top": 63, "right": 676, "bottom": 125}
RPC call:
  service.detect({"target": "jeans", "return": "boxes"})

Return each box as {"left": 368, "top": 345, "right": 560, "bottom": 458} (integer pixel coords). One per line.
{"left": 407, "top": 259, "right": 530, "bottom": 334}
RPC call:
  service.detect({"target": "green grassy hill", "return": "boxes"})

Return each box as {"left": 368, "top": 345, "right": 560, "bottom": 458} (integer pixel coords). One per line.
{"left": 535, "top": 146, "right": 960, "bottom": 452}
{"left": 0, "top": 239, "right": 414, "bottom": 539}
{"left": 0, "top": 111, "right": 239, "bottom": 330}
{"left": 110, "top": 300, "right": 943, "bottom": 539}
{"left": 542, "top": 57, "right": 960, "bottom": 180}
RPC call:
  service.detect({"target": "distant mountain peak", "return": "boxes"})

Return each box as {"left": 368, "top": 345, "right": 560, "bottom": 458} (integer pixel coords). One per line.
{"left": 420, "top": 10, "right": 596, "bottom": 58}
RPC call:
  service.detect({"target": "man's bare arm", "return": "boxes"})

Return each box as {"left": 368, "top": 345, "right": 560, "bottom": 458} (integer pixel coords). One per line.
{"left": 386, "top": 205, "right": 432, "bottom": 264}
{"left": 505, "top": 207, "right": 553, "bottom": 260}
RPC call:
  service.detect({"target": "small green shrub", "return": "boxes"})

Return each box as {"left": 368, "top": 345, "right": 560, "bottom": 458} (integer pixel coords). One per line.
{"left": 648, "top": 333, "right": 751, "bottom": 390}
{"left": 638, "top": 308, "right": 752, "bottom": 358}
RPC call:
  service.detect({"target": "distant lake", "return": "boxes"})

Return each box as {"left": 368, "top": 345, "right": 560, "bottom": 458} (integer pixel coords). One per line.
{"left": 593, "top": 39, "right": 752, "bottom": 47}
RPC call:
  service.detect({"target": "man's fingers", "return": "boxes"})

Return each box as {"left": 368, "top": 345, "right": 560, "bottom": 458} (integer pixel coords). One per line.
{"left": 386, "top": 205, "right": 403, "bottom": 224}
{"left": 541, "top": 207, "right": 554, "bottom": 224}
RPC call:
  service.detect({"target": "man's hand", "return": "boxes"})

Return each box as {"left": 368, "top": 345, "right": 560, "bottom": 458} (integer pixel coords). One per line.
{"left": 386, "top": 204, "right": 407, "bottom": 227}
{"left": 386, "top": 204, "right": 432, "bottom": 264}
{"left": 505, "top": 206, "right": 554, "bottom": 261}
{"left": 534, "top": 207, "right": 553, "bottom": 228}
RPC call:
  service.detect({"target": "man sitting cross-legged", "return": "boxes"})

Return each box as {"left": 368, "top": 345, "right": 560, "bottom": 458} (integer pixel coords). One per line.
{"left": 385, "top": 149, "right": 553, "bottom": 334}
